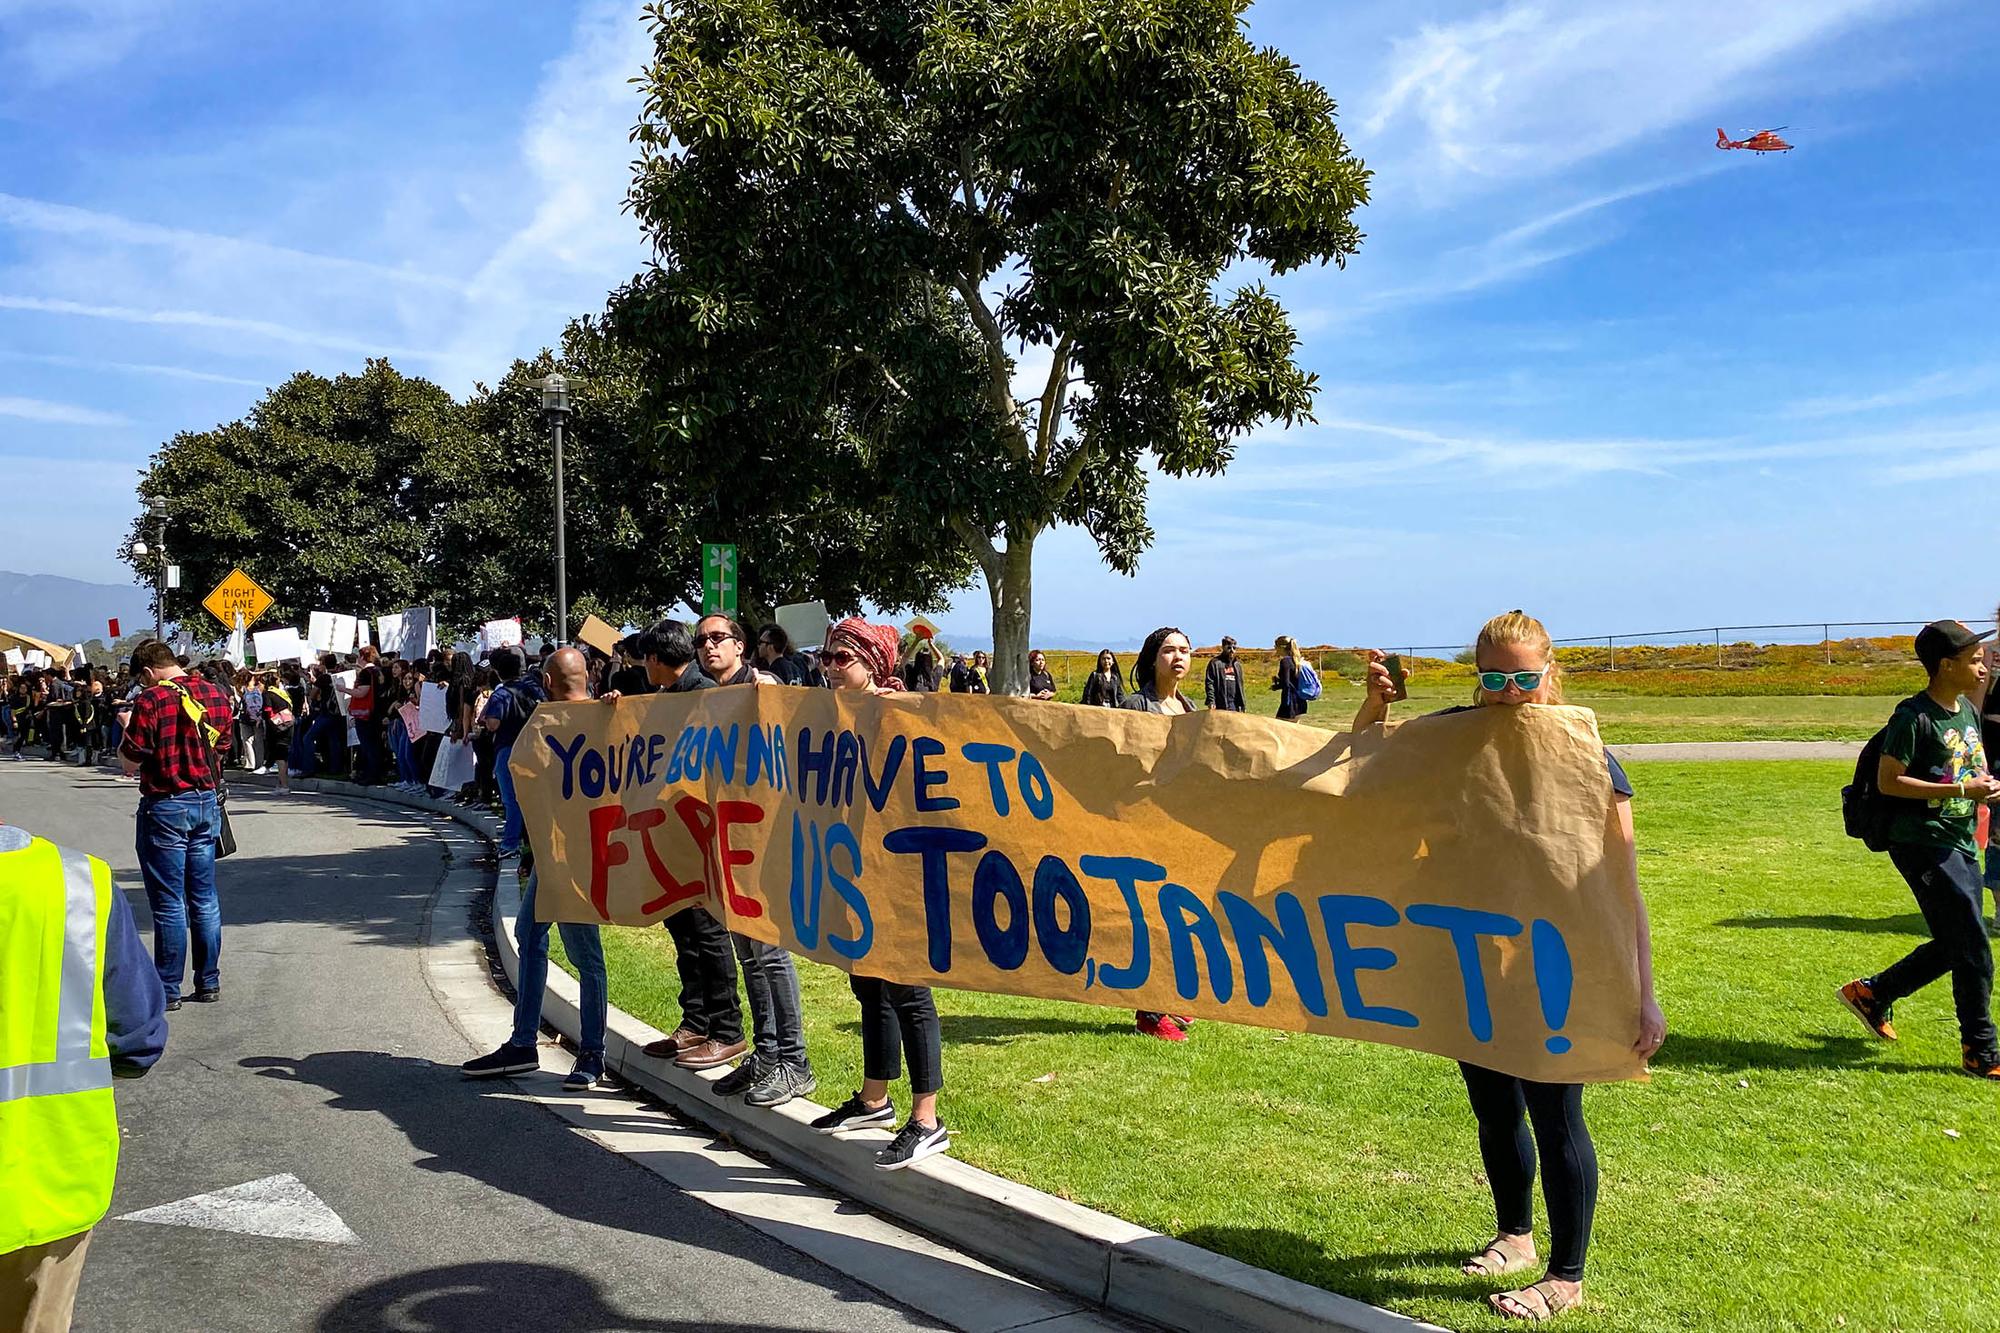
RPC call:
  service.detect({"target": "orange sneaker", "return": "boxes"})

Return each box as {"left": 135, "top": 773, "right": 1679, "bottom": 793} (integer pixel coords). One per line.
{"left": 1837, "top": 979, "right": 1898, "bottom": 1041}
{"left": 1963, "top": 1046, "right": 2000, "bottom": 1080}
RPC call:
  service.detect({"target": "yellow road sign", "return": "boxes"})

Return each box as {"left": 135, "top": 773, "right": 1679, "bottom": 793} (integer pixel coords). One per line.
{"left": 202, "top": 568, "right": 274, "bottom": 630}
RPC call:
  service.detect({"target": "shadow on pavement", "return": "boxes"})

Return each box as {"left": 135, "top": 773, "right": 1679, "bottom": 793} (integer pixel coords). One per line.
{"left": 244, "top": 1050, "right": 951, "bottom": 1326}
{"left": 317, "top": 1261, "right": 805, "bottom": 1332}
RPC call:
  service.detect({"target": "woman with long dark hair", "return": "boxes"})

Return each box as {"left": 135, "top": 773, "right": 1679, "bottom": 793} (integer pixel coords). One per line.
{"left": 1080, "top": 649, "right": 1125, "bottom": 708}
{"left": 1122, "top": 627, "right": 1200, "bottom": 1042}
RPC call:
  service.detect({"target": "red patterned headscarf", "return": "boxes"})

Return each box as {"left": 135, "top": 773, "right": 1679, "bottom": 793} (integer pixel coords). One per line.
{"left": 823, "top": 617, "right": 902, "bottom": 691}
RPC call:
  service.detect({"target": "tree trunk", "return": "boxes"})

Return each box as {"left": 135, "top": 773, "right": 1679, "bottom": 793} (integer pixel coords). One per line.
{"left": 986, "top": 530, "right": 1035, "bottom": 696}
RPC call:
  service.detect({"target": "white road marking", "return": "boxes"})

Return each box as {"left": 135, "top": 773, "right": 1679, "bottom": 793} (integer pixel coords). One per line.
{"left": 115, "top": 1172, "right": 359, "bottom": 1245}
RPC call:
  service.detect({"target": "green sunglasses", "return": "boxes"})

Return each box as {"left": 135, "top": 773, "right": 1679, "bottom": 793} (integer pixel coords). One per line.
{"left": 1477, "top": 666, "right": 1551, "bottom": 693}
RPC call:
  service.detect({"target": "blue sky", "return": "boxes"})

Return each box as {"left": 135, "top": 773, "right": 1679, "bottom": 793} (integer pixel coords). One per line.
{"left": 4, "top": 0, "right": 1997, "bottom": 651}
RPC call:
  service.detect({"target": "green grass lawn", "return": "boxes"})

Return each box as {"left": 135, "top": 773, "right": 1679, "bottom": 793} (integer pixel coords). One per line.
{"left": 555, "top": 761, "right": 2000, "bottom": 1331}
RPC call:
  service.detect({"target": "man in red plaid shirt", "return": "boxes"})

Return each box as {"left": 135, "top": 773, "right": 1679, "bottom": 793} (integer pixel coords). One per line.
{"left": 120, "top": 640, "right": 234, "bottom": 1010}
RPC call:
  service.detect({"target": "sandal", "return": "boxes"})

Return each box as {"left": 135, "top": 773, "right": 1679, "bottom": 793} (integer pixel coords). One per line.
{"left": 1490, "top": 1279, "right": 1583, "bottom": 1322}
{"left": 1462, "top": 1235, "right": 1537, "bottom": 1277}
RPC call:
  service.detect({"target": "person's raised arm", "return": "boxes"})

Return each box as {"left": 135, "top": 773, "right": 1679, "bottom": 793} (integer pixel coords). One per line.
{"left": 1351, "top": 649, "right": 1395, "bottom": 731}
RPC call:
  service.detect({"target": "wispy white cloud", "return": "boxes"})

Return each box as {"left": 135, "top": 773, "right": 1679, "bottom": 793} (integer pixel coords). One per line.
{"left": 1782, "top": 367, "right": 1993, "bottom": 419}
{"left": 438, "top": 0, "right": 652, "bottom": 380}
{"left": 0, "top": 395, "right": 130, "bottom": 426}
{"left": 0, "top": 192, "right": 475, "bottom": 297}
{"left": 1360, "top": 0, "right": 1916, "bottom": 192}
{"left": 0, "top": 349, "right": 267, "bottom": 388}
{"left": 0, "top": 0, "right": 197, "bottom": 88}
{"left": 0, "top": 294, "right": 435, "bottom": 361}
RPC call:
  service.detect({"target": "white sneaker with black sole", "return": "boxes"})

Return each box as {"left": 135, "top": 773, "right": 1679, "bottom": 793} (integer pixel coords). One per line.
{"left": 874, "top": 1119, "right": 949, "bottom": 1171}
{"left": 809, "top": 1092, "right": 896, "bottom": 1134}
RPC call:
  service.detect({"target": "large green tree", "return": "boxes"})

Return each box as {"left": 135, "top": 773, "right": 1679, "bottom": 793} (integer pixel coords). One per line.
{"left": 620, "top": 0, "right": 1367, "bottom": 691}
{"left": 124, "top": 360, "right": 473, "bottom": 639}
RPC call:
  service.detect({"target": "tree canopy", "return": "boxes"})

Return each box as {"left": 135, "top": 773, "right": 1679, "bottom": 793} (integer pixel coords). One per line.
{"left": 618, "top": 0, "right": 1368, "bottom": 690}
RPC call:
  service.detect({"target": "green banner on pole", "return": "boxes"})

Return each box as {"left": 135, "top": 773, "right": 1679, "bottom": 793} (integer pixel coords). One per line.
{"left": 702, "top": 542, "right": 738, "bottom": 615}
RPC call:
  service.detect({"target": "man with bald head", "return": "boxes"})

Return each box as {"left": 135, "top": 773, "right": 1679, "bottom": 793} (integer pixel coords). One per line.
{"left": 462, "top": 646, "right": 611, "bottom": 1089}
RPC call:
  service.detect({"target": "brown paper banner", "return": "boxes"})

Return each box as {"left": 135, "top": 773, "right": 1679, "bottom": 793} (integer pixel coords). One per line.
{"left": 512, "top": 690, "right": 1643, "bottom": 1082}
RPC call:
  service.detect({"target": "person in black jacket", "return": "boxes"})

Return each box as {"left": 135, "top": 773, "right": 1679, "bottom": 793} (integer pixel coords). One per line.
{"left": 1081, "top": 649, "right": 1125, "bottom": 708}
{"left": 1026, "top": 651, "right": 1056, "bottom": 700}
{"left": 901, "top": 642, "right": 941, "bottom": 693}
{"left": 1274, "top": 634, "right": 1308, "bottom": 722}
{"left": 1203, "top": 637, "right": 1247, "bottom": 712}
{"left": 1120, "top": 627, "right": 1199, "bottom": 1044}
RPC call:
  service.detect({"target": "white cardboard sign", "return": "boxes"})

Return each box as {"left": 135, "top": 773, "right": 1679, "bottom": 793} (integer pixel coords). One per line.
{"left": 252, "top": 628, "right": 310, "bottom": 664}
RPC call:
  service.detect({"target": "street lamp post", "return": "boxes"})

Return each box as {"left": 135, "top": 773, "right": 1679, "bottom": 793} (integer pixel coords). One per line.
{"left": 541, "top": 373, "right": 573, "bottom": 646}
{"left": 133, "top": 502, "right": 168, "bottom": 639}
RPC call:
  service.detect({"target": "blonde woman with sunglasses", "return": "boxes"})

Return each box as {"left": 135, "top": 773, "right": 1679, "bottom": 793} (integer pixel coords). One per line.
{"left": 1352, "top": 611, "right": 1665, "bottom": 1324}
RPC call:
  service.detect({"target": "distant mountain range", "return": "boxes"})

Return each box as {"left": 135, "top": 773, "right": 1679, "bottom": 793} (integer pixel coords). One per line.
{"left": 0, "top": 571, "right": 154, "bottom": 646}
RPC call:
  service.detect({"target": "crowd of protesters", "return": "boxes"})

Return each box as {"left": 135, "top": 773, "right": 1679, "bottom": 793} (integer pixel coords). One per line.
{"left": 6, "top": 612, "right": 1657, "bottom": 1321}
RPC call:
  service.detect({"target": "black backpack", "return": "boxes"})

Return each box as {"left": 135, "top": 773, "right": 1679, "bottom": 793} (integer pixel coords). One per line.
{"left": 1843, "top": 700, "right": 1933, "bottom": 852}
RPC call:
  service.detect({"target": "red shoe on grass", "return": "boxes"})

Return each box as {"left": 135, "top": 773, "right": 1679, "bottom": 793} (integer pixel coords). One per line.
{"left": 1837, "top": 979, "right": 1897, "bottom": 1042}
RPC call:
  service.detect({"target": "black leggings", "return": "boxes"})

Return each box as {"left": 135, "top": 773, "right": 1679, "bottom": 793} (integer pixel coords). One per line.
{"left": 1459, "top": 1063, "right": 1597, "bottom": 1283}
{"left": 850, "top": 976, "right": 942, "bottom": 1095}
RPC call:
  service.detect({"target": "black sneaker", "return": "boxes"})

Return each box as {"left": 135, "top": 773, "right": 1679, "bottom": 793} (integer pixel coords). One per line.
{"left": 874, "top": 1119, "right": 949, "bottom": 1171}
{"left": 165, "top": 996, "right": 183, "bottom": 1012}
{"left": 712, "top": 1056, "right": 764, "bottom": 1097}
{"left": 746, "top": 1062, "right": 816, "bottom": 1108}
{"left": 562, "top": 1055, "right": 606, "bottom": 1090}
{"left": 810, "top": 1092, "right": 895, "bottom": 1134}
{"left": 190, "top": 987, "right": 220, "bottom": 1004}
{"left": 461, "top": 1042, "right": 539, "bottom": 1078}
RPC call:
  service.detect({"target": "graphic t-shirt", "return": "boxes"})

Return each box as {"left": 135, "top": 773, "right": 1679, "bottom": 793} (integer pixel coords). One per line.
{"left": 1882, "top": 691, "right": 1988, "bottom": 853}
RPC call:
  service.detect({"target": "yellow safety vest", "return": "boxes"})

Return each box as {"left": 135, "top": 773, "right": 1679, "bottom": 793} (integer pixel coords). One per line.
{"left": 0, "top": 831, "right": 118, "bottom": 1253}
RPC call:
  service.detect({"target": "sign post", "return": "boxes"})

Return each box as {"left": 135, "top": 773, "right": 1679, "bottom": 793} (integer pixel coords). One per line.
{"left": 701, "top": 543, "right": 738, "bottom": 616}
{"left": 202, "top": 568, "right": 275, "bottom": 633}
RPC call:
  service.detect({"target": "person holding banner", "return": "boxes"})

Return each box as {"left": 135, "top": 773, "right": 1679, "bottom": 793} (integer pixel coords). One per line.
{"left": 462, "top": 647, "right": 611, "bottom": 1090}
{"left": 630, "top": 619, "right": 748, "bottom": 1070}
{"left": 1122, "top": 627, "right": 1202, "bottom": 1043}
{"left": 1353, "top": 611, "right": 1665, "bottom": 1324}
{"left": 692, "top": 614, "right": 816, "bottom": 1104}
{"left": 809, "top": 617, "right": 952, "bottom": 1170}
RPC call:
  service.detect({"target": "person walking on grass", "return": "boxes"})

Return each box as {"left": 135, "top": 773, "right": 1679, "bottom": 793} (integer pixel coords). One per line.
{"left": 1353, "top": 610, "right": 1666, "bottom": 1324}
{"left": 1273, "top": 634, "right": 1308, "bottom": 721}
{"left": 692, "top": 613, "right": 815, "bottom": 1107}
{"left": 810, "top": 617, "right": 951, "bottom": 1170}
{"left": 119, "top": 639, "right": 235, "bottom": 1012}
{"left": 629, "top": 619, "right": 749, "bottom": 1073}
{"left": 1839, "top": 619, "right": 2000, "bottom": 1080}
{"left": 1204, "top": 636, "right": 1247, "bottom": 712}
{"left": 1122, "top": 626, "right": 1201, "bottom": 1045}
{"left": 1981, "top": 619, "right": 2000, "bottom": 935}
{"left": 461, "top": 647, "right": 611, "bottom": 1091}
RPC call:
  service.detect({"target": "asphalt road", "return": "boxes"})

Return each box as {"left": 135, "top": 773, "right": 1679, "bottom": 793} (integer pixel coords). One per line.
{"left": 0, "top": 759, "right": 945, "bottom": 1333}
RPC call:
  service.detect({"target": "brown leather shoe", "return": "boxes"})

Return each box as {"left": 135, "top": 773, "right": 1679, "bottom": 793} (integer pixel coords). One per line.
{"left": 675, "top": 1038, "right": 748, "bottom": 1070}
{"left": 641, "top": 1027, "right": 707, "bottom": 1059}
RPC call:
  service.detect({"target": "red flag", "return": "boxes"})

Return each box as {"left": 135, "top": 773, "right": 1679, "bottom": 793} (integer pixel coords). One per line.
{"left": 108, "top": 618, "right": 121, "bottom": 639}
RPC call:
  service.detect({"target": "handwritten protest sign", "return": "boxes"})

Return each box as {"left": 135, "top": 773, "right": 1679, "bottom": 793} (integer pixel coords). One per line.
{"left": 3, "top": 648, "right": 23, "bottom": 671}
{"left": 479, "top": 617, "right": 523, "bottom": 656}
{"left": 513, "top": 691, "right": 1645, "bottom": 1083}
{"left": 308, "top": 612, "right": 358, "bottom": 655}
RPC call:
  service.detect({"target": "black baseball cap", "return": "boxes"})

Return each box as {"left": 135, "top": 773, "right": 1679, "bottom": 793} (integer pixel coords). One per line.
{"left": 1915, "top": 620, "right": 1993, "bottom": 674}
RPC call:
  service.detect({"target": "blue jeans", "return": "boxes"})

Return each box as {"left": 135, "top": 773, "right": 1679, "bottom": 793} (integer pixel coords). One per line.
{"left": 511, "top": 869, "right": 606, "bottom": 1057}
{"left": 390, "top": 718, "right": 419, "bottom": 785}
{"left": 495, "top": 743, "right": 523, "bottom": 855}
{"left": 137, "top": 789, "right": 222, "bottom": 1000}
{"left": 297, "top": 712, "right": 345, "bottom": 778}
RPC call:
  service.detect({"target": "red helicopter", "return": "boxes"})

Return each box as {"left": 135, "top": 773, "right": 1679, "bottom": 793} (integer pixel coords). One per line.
{"left": 1716, "top": 126, "right": 1793, "bottom": 153}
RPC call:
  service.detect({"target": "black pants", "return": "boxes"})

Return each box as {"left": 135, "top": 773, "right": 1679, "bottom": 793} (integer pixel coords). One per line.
{"left": 1878, "top": 843, "right": 1997, "bottom": 1058}
{"left": 1459, "top": 1063, "right": 1597, "bottom": 1283}
{"left": 664, "top": 907, "right": 742, "bottom": 1044}
{"left": 851, "top": 976, "right": 942, "bottom": 1095}
{"left": 43, "top": 707, "right": 70, "bottom": 758}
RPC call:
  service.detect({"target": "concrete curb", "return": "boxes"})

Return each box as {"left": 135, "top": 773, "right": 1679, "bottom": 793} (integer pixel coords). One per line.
{"left": 275, "top": 776, "right": 1446, "bottom": 1333}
